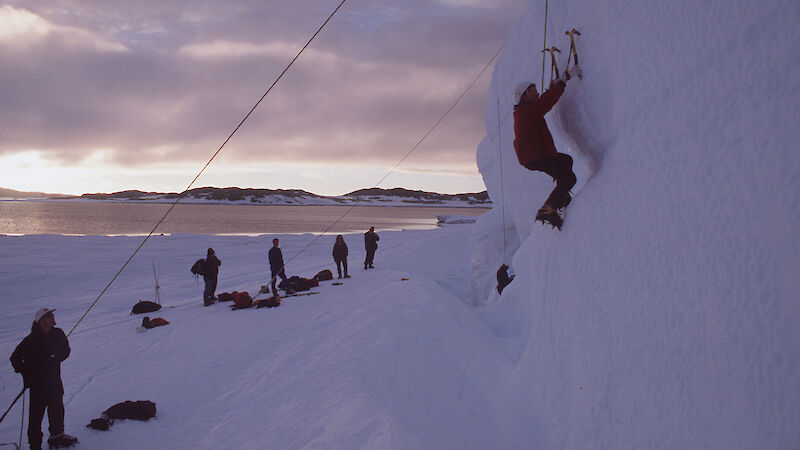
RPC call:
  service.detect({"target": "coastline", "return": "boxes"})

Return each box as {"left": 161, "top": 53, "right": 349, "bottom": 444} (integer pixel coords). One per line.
{"left": 0, "top": 196, "right": 492, "bottom": 208}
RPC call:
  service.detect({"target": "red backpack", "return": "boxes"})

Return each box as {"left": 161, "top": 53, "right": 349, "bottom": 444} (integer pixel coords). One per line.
{"left": 232, "top": 291, "right": 252, "bottom": 308}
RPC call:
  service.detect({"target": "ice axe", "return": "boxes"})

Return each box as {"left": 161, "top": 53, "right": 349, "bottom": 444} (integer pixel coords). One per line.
{"left": 541, "top": 46, "right": 561, "bottom": 84}
{"left": 565, "top": 29, "right": 582, "bottom": 78}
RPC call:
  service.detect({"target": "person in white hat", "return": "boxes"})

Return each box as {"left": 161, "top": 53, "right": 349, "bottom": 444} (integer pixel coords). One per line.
{"left": 10, "top": 308, "right": 77, "bottom": 449}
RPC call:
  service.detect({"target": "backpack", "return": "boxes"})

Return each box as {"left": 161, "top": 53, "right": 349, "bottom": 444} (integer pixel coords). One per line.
{"left": 88, "top": 400, "right": 157, "bottom": 430}
{"left": 278, "top": 276, "right": 318, "bottom": 292}
{"left": 313, "top": 269, "right": 334, "bottom": 281}
{"left": 131, "top": 300, "right": 162, "bottom": 315}
{"left": 232, "top": 291, "right": 253, "bottom": 309}
{"left": 255, "top": 296, "right": 281, "bottom": 309}
{"left": 141, "top": 317, "right": 169, "bottom": 329}
{"left": 190, "top": 259, "right": 206, "bottom": 275}
{"left": 104, "top": 400, "right": 157, "bottom": 421}
{"left": 217, "top": 292, "right": 233, "bottom": 302}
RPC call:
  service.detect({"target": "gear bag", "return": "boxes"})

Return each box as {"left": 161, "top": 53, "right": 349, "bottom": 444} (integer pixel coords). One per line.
{"left": 87, "top": 400, "right": 156, "bottom": 431}
{"left": 231, "top": 291, "right": 253, "bottom": 309}
{"left": 313, "top": 269, "right": 334, "bottom": 281}
{"left": 278, "top": 276, "right": 318, "bottom": 292}
{"left": 131, "top": 300, "right": 162, "bottom": 315}
{"left": 190, "top": 259, "right": 205, "bottom": 275}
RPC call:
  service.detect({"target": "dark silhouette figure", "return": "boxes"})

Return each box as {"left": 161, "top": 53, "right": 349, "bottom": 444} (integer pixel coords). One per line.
{"left": 363, "top": 227, "right": 379, "bottom": 269}
{"left": 333, "top": 235, "right": 350, "bottom": 279}
{"left": 10, "top": 308, "right": 75, "bottom": 450}
{"left": 203, "top": 248, "right": 221, "bottom": 306}
{"left": 268, "top": 238, "right": 288, "bottom": 293}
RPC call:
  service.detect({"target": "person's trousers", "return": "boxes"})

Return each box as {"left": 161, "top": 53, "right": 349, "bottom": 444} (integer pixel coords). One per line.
{"left": 524, "top": 153, "right": 577, "bottom": 209}
{"left": 28, "top": 389, "right": 64, "bottom": 448}
{"left": 203, "top": 277, "right": 217, "bottom": 302}
{"left": 335, "top": 258, "right": 348, "bottom": 277}
{"left": 364, "top": 248, "right": 376, "bottom": 267}
{"left": 271, "top": 268, "right": 287, "bottom": 293}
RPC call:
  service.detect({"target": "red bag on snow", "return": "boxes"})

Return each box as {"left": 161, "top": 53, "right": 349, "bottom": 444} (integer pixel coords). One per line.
{"left": 232, "top": 291, "right": 252, "bottom": 308}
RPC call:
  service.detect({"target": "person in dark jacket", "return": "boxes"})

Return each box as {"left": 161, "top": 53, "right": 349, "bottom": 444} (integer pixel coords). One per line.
{"left": 512, "top": 66, "right": 580, "bottom": 228}
{"left": 268, "top": 238, "right": 288, "bottom": 293}
{"left": 203, "top": 248, "right": 221, "bottom": 306}
{"left": 332, "top": 235, "right": 350, "bottom": 279}
{"left": 10, "top": 308, "right": 76, "bottom": 450}
{"left": 363, "top": 227, "right": 379, "bottom": 269}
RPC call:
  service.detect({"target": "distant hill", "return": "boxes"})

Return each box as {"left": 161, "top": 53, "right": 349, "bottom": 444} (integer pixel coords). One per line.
{"left": 68, "top": 186, "right": 492, "bottom": 207}
{"left": 0, "top": 187, "right": 75, "bottom": 199}
{"left": 346, "top": 187, "right": 489, "bottom": 205}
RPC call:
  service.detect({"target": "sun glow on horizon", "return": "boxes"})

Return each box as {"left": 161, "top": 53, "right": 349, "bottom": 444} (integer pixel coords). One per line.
{"left": 0, "top": 152, "right": 486, "bottom": 196}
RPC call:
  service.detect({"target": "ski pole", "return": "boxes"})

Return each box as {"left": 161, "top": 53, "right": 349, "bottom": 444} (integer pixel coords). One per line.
{"left": 0, "top": 387, "right": 25, "bottom": 424}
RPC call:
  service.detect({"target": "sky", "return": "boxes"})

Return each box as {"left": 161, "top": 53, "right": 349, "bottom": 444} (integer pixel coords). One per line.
{"left": 0, "top": 0, "right": 526, "bottom": 196}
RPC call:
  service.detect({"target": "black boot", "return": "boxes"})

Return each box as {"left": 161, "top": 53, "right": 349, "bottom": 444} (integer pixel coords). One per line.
{"left": 47, "top": 434, "right": 78, "bottom": 448}
{"left": 535, "top": 204, "right": 563, "bottom": 230}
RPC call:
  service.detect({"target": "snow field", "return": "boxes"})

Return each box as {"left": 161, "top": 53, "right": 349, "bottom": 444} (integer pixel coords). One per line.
{"left": 1, "top": 226, "right": 509, "bottom": 449}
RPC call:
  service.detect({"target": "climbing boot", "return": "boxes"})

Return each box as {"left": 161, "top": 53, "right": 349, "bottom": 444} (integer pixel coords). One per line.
{"left": 535, "top": 204, "right": 563, "bottom": 230}
{"left": 47, "top": 434, "right": 78, "bottom": 448}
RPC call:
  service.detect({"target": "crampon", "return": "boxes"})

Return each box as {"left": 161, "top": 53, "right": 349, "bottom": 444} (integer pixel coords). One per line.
{"left": 535, "top": 204, "right": 563, "bottom": 230}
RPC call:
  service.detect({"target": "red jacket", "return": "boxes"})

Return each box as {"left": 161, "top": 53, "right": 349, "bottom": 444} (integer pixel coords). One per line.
{"left": 513, "top": 80, "right": 565, "bottom": 166}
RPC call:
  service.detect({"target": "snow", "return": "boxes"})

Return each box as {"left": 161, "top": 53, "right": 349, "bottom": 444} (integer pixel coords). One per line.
{"left": 1, "top": 0, "right": 798, "bottom": 448}
{"left": 471, "top": 0, "right": 800, "bottom": 448}
{"left": 0, "top": 226, "right": 508, "bottom": 449}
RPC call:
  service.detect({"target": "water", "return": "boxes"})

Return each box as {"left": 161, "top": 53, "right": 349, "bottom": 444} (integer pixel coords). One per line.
{"left": 0, "top": 201, "right": 487, "bottom": 235}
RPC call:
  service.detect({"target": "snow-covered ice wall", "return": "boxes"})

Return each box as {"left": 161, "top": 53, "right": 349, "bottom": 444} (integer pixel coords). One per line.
{"left": 471, "top": 0, "right": 799, "bottom": 447}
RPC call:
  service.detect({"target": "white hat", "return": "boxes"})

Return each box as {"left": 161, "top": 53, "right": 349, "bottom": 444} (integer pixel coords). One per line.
{"left": 35, "top": 307, "right": 55, "bottom": 322}
{"left": 513, "top": 81, "right": 534, "bottom": 104}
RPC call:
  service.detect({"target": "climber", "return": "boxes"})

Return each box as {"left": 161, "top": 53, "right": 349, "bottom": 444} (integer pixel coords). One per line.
{"left": 512, "top": 65, "right": 581, "bottom": 229}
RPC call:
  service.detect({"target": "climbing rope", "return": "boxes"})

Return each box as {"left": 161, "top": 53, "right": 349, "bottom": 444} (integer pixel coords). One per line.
{"left": 65, "top": 0, "right": 348, "bottom": 338}
{"left": 271, "top": 43, "right": 506, "bottom": 285}
{"left": 496, "top": 98, "right": 508, "bottom": 264}
{"left": 1, "top": 0, "right": 350, "bottom": 430}
{"left": 17, "top": 393, "right": 23, "bottom": 450}
{"left": 3, "top": 5, "right": 503, "bottom": 433}
{"left": 540, "top": 0, "right": 549, "bottom": 90}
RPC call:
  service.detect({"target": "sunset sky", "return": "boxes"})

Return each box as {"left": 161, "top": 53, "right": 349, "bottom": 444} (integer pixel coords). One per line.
{"left": 0, "top": 0, "right": 526, "bottom": 196}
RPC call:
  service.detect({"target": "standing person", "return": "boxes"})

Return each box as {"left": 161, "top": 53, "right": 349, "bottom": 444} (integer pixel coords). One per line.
{"left": 332, "top": 235, "right": 350, "bottom": 279}
{"left": 268, "top": 238, "right": 288, "bottom": 294}
{"left": 363, "top": 226, "right": 379, "bottom": 269}
{"left": 10, "top": 308, "right": 78, "bottom": 450}
{"left": 203, "top": 248, "right": 221, "bottom": 306}
{"left": 512, "top": 65, "right": 580, "bottom": 229}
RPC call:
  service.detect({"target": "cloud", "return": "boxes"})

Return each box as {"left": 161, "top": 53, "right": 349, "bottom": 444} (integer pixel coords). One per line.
{"left": 0, "top": 5, "right": 127, "bottom": 52}
{"left": 180, "top": 40, "right": 299, "bottom": 60}
{"left": 0, "top": 0, "right": 525, "bottom": 194}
